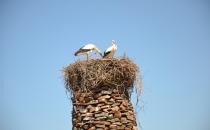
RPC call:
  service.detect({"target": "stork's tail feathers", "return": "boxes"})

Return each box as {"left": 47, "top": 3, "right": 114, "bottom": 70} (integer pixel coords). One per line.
{"left": 103, "top": 51, "right": 111, "bottom": 58}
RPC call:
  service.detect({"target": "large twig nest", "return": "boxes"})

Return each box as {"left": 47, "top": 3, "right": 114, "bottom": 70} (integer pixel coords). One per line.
{"left": 63, "top": 57, "right": 141, "bottom": 96}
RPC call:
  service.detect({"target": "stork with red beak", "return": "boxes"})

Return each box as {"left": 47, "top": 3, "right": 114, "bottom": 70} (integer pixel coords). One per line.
{"left": 74, "top": 44, "right": 103, "bottom": 60}
{"left": 103, "top": 40, "right": 117, "bottom": 58}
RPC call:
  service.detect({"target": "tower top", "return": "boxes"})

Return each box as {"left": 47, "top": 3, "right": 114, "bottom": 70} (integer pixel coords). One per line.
{"left": 63, "top": 56, "right": 141, "bottom": 97}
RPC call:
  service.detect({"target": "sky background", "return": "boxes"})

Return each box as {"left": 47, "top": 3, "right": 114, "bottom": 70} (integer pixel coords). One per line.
{"left": 1, "top": 0, "right": 210, "bottom": 130}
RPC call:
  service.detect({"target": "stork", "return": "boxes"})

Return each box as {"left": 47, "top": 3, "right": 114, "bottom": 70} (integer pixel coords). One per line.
{"left": 74, "top": 44, "right": 103, "bottom": 60}
{"left": 103, "top": 40, "right": 117, "bottom": 58}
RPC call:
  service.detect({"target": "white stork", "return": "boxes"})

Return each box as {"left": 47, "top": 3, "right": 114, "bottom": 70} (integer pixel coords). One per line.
{"left": 103, "top": 40, "right": 117, "bottom": 58}
{"left": 74, "top": 44, "right": 103, "bottom": 60}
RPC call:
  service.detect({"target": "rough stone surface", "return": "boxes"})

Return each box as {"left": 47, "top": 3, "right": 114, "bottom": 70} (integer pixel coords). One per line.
{"left": 72, "top": 89, "right": 137, "bottom": 130}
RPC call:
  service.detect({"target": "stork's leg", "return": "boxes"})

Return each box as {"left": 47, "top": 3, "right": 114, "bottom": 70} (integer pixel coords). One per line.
{"left": 89, "top": 53, "right": 92, "bottom": 58}
{"left": 86, "top": 53, "right": 89, "bottom": 61}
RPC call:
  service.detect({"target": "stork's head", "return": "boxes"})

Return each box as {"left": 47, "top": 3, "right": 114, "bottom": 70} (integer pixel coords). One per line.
{"left": 112, "top": 40, "right": 117, "bottom": 50}
{"left": 112, "top": 40, "right": 116, "bottom": 45}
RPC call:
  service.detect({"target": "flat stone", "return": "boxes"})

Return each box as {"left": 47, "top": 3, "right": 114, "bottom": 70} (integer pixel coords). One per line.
{"left": 73, "top": 106, "right": 77, "bottom": 112}
{"left": 77, "top": 122, "right": 85, "bottom": 126}
{"left": 83, "top": 117, "right": 94, "bottom": 121}
{"left": 95, "top": 107, "right": 100, "bottom": 112}
{"left": 81, "top": 113, "right": 93, "bottom": 117}
{"left": 94, "top": 121, "right": 111, "bottom": 125}
{"left": 106, "top": 101, "right": 114, "bottom": 105}
{"left": 73, "top": 100, "right": 98, "bottom": 105}
{"left": 104, "top": 127, "right": 109, "bottom": 130}
{"left": 83, "top": 124, "right": 89, "bottom": 129}
{"left": 96, "top": 124, "right": 105, "bottom": 128}
{"left": 125, "top": 127, "right": 131, "bottom": 130}
{"left": 122, "top": 100, "right": 129, "bottom": 107}
{"left": 113, "top": 122, "right": 121, "bottom": 125}
{"left": 95, "top": 112, "right": 108, "bottom": 117}
{"left": 72, "top": 119, "right": 80, "bottom": 125}
{"left": 126, "top": 124, "right": 133, "bottom": 128}
{"left": 102, "top": 108, "right": 110, "bottom": 112}
{"left": 87, "top": 105, "right": 93, "bottom": 109}
{"left": 116, "top": 99, "right": 123, "bottom": 102}
{"left": 97, "top": 103, "right": 105, "bottom": 107}
{"left": 107, "top": 114, "right": 114, "bottom": 119}
{"left": 128, "top": 110, "right": 134, "bottom": 115}
{"left": 108, "top": 119, "right": 115, "bottom": 123}
{"left": 126, "top": 122, "right": 134, "bottom": 126}
{"left": 117, "top": 125, "right": 126, "bottom": 129}
{"left": 127, "top": 115, "right": 135, "bottom": 121}
{"left": 121, "top": 117, "right": 128, "bottom": 123}
{"left": 96, "top": 128, "right": 104, "bottom": 130}
{"left": 109, "top": 98, "right": 115, "bottom": 102}
{"left": 133, "top": 126, "right": 138, "bottom": 130}
{"left": 109, "top": 124, "right": 117, "bottom": 129}
{"left": 111, "top": 103, "right": 121, "bottom": 107}
{"left": 95, "top": 116, "right": 107, "bottom": 120}
{"left": 111, "top": 106, "right": 119, "bottom": 111}
{"left": 114, "top": 111, "right": 121, "bottom": 118}
{"left": 120, "top": 104, "right": 126, "bottom": 111}
{"left": 121, "top": 113, "right": 127, "bottom": 116}
{"left": 114, "top": 118, "right": 120, "bottom": 122}
{"left": 114, "top": 96, "right": 124, "bottom": 100}
{"left": 79, "top": 108, "right": 87, "bottom": 113}
{"left": 89, "top": 107, "right": 95, "bottom": 113}
{"left": 100, "top": 105, "right": 110, "bottom": 109}
{"left": 89, "top": 107, "right": 100, "bottom": 113}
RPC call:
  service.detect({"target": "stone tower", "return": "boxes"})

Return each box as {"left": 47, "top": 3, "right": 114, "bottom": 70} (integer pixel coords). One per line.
{"left": 63, "top": 57, "right": 141, "bottom": 130}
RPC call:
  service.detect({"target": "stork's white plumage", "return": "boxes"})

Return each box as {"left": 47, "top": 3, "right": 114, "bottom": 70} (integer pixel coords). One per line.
{"left": 103, "top": 40, "right": 117, "bottom": 58}
{"left": 74, "top": 44, "right": 102, "bottom": 60}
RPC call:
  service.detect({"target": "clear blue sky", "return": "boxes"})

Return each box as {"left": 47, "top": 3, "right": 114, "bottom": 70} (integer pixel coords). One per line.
{"left": 1, "top": 0, "right": 210, "bottom": 130}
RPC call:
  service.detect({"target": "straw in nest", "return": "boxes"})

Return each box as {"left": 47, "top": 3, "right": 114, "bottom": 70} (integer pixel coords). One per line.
{"left": 63, "top": 57, "right": 141, "bottom": 96}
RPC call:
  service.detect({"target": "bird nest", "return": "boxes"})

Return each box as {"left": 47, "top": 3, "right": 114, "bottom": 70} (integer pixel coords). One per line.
{"left": 63, "top": 56, "right": 142, "bottom": 97}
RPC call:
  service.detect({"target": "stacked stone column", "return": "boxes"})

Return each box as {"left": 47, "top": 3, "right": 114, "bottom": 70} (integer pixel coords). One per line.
{"left": 72, "top": 89, "right": 137, "bottom": 130}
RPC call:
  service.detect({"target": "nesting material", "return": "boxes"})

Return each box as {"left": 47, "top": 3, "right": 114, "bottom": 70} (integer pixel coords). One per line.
{"left": 63, "top": 57, "right": 141, "bottom": 96}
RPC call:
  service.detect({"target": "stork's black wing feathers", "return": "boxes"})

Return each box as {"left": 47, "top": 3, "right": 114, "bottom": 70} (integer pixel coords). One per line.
{"left": 103, "top": 51, "right": 111, "bottom": 58}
